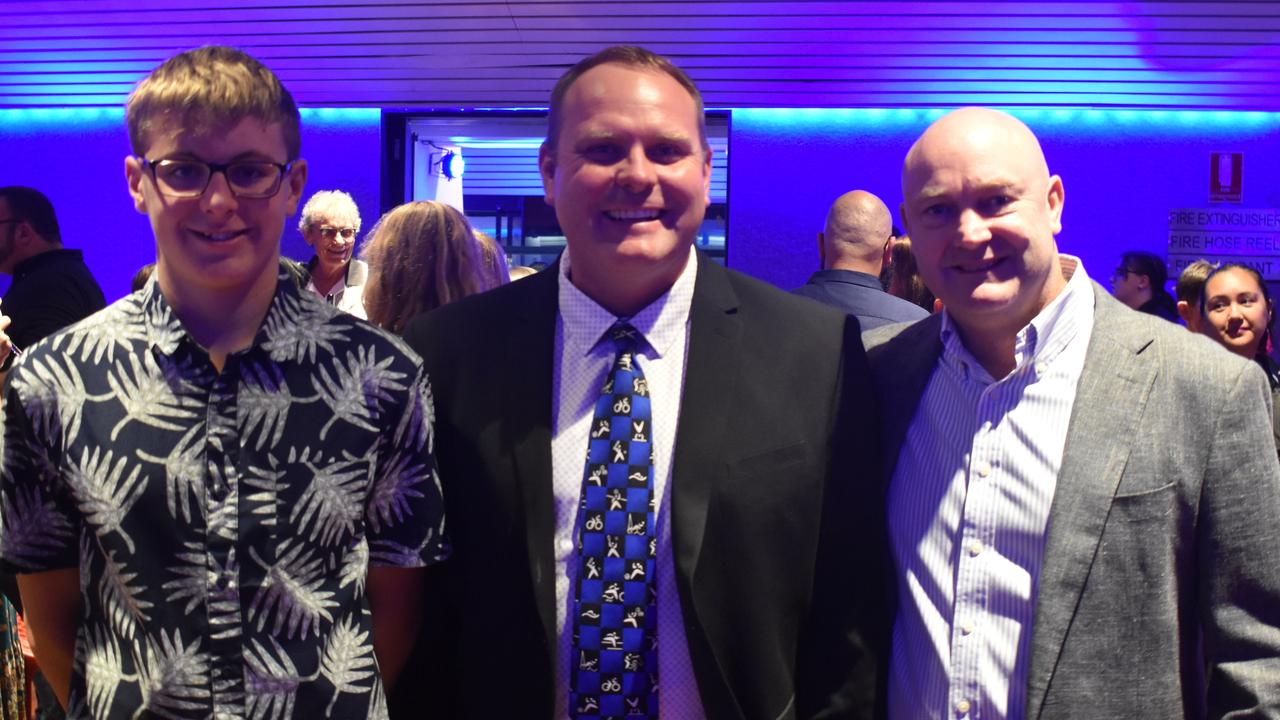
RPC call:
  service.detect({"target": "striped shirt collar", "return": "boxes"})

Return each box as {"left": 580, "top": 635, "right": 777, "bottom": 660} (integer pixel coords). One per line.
{"left": 557, "top": 245, "right": 697, "bottom": 358}
{"left": 939, "top": 255, "right": 1092, "bottom": 384}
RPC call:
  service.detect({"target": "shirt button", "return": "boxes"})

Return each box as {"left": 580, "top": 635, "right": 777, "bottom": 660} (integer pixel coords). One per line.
{"left": 968, "top": 540, "right": 984, "bottom": 556}
{"left": 955, "top": 698, "right": 971, "bottom": 715}
{"left": 1036, "top": 362, "right": 1047, "bottom": 375}
{"left": 960, "top": 621, "right": 974, "bottom": 635}
{"left": 975, "top": 461, "right": 991, "bottom": 478}
{"left": 560, "top": 538, "right": 574, "bottom": 553}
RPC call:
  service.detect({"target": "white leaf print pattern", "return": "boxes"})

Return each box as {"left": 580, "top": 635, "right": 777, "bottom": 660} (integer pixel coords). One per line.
{"left": 98, "top": 548, "right": 153, "bottom": 640}
{"left": 161, "top": 542, "right": 207, "bottom": 616}
{"left": 336, "top": 538, "right": 369, "bottom": 596}
{"left": 314, "top": 346, "right": 408, "bottom": 439}
{"left": 84, "top": 622, "right": 135, "bottom": 718}
{"left": 365, "top": 450, "right": 428, "bottom": 535}
{"left": 67, "top": 447, "right": 147, "bottom": 554}
{"left": 245, "top": 635, "right": 308, "bottom": 720}
{"left": 239, "top": 360, "right": 318, "bottom": 451}
{"left": 137, "top": 423, "right": 206, "bottom": 523}
{"left": 392, "top": 374, "right": 433, "bottom": 454}
{"left": 318, "top": 614, "right": 376, "bottom": 717}
{"left": 261, "top": 292, "right": 349, "bottom": 364}
{"left": 50, "top": 299, "right": 148, "bottom": 364}
{"left": 10, "top": 351, "right": 111, "bottom": 446}
{"left": 248, "top": 543, "right": 338, "bottom": 640}
{"left": 0, "top": 482, "right": 75, "bottom": 569}
{"left": 135, "top": 628, "right": 212, "bottom": 718}
{"left": 291, "top": 455, "right": 367, "bottom": 547}
{"left": 106, "top": 352, "right": 202, "bottom": 441}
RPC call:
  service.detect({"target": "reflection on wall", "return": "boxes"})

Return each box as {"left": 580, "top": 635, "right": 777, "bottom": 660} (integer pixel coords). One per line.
{"left": 729, "top": 108, "right": 1280, "bottom": 292}
{"left": 0, "top": 107, "right": 381, "bottom": 301}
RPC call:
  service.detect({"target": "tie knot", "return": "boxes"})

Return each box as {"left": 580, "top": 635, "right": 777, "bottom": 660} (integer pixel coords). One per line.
{"left": 607, "top": 322, "right": 642, "bottom": 352}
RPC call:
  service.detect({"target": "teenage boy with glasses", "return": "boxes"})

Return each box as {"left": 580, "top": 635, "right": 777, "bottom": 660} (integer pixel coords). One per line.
{"left": 0, "top": 46, "right": 447, "bottom": 719}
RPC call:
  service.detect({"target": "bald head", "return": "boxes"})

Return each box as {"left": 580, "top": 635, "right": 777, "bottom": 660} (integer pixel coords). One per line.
{"left": 820, "top": 190, "right": 893, "bottom": 272}
{"left": 898, "top": 107, "right": 1066, "bottom": 370}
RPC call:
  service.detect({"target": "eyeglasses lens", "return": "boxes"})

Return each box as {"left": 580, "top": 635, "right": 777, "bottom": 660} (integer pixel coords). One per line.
{"left": 152, "top": 160, "right": 284, "bottom": 198}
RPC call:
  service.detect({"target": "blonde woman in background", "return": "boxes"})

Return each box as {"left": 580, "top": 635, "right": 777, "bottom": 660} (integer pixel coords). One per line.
{"left": 361, "top": 200, "right": 502, "bottom": 333}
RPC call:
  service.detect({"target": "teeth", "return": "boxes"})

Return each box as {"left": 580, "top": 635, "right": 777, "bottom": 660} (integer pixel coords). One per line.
{"left": 607, "top": 209, "right": 660, "bottom": 221}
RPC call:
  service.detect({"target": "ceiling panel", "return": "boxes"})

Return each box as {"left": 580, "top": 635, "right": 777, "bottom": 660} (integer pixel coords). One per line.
{"left": 2, "top": 0, "right": 1278, "bottom": 110}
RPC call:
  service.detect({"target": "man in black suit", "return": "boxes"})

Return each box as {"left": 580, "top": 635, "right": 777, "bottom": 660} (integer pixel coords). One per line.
{"left": 399, "top": 46, "right": 884, "bottom": 720}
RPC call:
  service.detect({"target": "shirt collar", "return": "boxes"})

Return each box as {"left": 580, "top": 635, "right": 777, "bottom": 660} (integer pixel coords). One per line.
{"left": 558, "top": 246, "right": 698, "bottom": 357}
{"left": 939, "top": 255, "right": 1092, "bottom": 383}
{"left": 142, "top": 260, "right": 303, "bottom": 358}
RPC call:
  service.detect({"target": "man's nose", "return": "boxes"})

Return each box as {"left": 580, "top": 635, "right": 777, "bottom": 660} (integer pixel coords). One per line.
{"left": 615, "top": 146, "right": 656, "bottom": 192}
{"left": 956, "top": 208, "right": 991, "bottom": 246}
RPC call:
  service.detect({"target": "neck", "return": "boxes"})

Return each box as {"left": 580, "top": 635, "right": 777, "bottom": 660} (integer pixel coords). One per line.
{"left": 952, "top": 318, "right": 1018, "bottom": 379}
{"left": 158, "top": 263, "right": 278, "bottom": 372}
{"left": 568, "top": 249, "right": 691, "bottom": 318}
{"left": 829, "top": 258, "right": 879, "bottom": 275}
{"left": 311, "top": 261, "right": 345, "bottom": 295}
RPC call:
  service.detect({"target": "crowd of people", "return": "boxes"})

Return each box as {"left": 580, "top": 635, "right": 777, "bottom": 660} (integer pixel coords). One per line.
{"left": 0, "top": 42, "right": 1277, "bottom": 720}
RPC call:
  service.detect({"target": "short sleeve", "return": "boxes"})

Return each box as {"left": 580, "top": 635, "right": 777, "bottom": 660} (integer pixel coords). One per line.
{"left": 0, "top": 360, "right": 80, "bottom": 573}
{"left": 363, "top": 361, "right": 450, "bottom": 568}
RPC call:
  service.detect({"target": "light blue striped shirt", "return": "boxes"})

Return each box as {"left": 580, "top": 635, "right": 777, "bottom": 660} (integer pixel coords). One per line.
{"left": 888, "top": 258, "right": 1095, "bottom": 720}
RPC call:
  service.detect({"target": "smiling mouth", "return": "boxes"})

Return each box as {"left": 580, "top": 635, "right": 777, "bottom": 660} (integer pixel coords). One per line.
{"left": 606, "top": 209, "right": 662, "bottom": 222}
{"left": 954, "top": 257, "right": 1005, "bottom": 273}
{"left": 191, "top": 228, "right": 246, "bottom": 243}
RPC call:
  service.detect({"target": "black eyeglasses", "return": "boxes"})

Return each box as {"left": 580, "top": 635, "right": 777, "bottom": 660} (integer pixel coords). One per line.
{"left": 140, "top": 157, "right": 293, "bottom": 199}
{"left": 1112, "top": 267, "right": 1137, "bottom": 281}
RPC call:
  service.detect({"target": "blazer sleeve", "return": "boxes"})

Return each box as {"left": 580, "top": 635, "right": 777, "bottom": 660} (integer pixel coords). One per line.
{"left": 1200, "top": 360, "right": 1280, "bottom": 717}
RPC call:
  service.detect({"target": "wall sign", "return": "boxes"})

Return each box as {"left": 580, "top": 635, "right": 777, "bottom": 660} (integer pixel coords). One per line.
{"left": 1210, "top": 152, "right": 1243, "bottom": 203}
{"left": 1168, "top": 207, "right": 1280, "bottom": 280}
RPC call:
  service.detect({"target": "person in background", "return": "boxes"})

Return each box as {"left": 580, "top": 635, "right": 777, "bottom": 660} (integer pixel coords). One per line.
{"left": 0, "top": 46, "right": 446, "bottom": 718}
{"left": 1111, "top": 249, "right": 1177, "bottom": 321}
{"left": 474, "top": 230, "right": 511, "bottom": 288}
{"left": 0, "top": 186, "right": 106, "bottom": 365}
{"left": 361, "top": 200, "right": 495, "bottom": 333}
{"left": 1175, "top": 258, "right": 1216, "bottom": 332}
{"left": 298, "top": 189, "right": 366, "bottom": 317}
{"left": 508, "top": 265, "right": 538, "bottom": 281}
{"left": 794, "top": 190, "right": 928, "bottom": 329}
{"left": 885, "top": 235, "right": 937, "bottom": 312}
{"left": 130, "top": 262, "right": 155, "bottom": 292}
{"left": 867, "top": 106, "right": 1280, "bottom": 719}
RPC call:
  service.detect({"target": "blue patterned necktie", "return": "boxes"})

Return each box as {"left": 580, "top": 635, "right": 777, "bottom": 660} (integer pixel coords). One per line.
{"left": 570, "top": 321, "right": 659, "bottom": 719}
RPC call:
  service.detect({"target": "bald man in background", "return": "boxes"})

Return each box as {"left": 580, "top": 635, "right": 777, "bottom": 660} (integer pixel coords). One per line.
{"left": 865, "top": 107, "right": 1280, "bottom": 719}
{"left": 794, "top": 189, "right": 928, "bottom": 329}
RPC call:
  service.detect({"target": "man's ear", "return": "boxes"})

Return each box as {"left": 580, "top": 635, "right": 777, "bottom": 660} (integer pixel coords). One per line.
{"left": 125, "top": 155, "right": 148, "bottom": 214}
{"left": 283, "top": 158, "right": 308, "bottom": 215}
{"left": 701, "top": 146, "right": 713, "bottom": 207}
{"left": 538, "top": 143, "right": 557, "bottom": 206}
{"left": 1046, "top": 174, "right": 1065, "bottom": 234}
{"left": 882, "top": 236, "right": 894, "bottom": 271}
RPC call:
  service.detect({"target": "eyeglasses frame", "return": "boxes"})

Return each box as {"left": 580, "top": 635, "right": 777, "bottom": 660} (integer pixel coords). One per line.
{"left": 139, "top": 157, "right": 295, "bottom": 199}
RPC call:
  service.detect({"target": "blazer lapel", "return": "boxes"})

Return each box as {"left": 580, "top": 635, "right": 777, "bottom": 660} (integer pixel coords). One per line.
{"left": 671, "top": 253, "right": 742, "bottom": 588}
{"left": 1025, "top": 286, "right": 1160, "bottom": 719}
{"left": 501, "top": 266, "right": 561, "bottom": 653}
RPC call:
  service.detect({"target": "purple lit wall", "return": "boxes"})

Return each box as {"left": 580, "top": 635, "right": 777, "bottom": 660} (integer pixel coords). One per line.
{"left": 0, "top": 108, "right": 381, "bottom": 302}
{"left": 730, "top": 109, "right": 1280, "bottom": 292}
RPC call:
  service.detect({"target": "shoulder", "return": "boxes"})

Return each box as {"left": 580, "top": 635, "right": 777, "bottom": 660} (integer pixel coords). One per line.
{"left": 714, "top": 262, "right": 850, "bottom": 333}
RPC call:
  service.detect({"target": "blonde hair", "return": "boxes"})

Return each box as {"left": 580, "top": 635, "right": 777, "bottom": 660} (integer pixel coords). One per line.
{"left": 473, "top": 230, "right": 511, "bottom": 287}
{"left": 361, "top": 201, "right": 494, "bottom": 333}
{"left": 126, "top": 45, "right": 301, "bottom": 159}
{"left": 886, "top": 236, "right": 936, "bottom": 312}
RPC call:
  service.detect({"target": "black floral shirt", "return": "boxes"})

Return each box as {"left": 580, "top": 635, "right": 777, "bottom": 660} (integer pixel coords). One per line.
{"left": 0, "top": 265, "right": 448, "bottom": 719}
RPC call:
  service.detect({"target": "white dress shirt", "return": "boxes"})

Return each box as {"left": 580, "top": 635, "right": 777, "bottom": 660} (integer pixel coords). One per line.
{"left": 888, "top": 258, "right": 1094, "bottom": 720}
{"left": 305, "top": 257, "right": 368, "bottom": 319}
{"left": 551, "top": 247, "right": 706, "bottom": 719}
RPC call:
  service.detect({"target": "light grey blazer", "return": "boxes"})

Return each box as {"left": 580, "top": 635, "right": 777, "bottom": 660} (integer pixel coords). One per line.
{"left": 865, "top": 283, "right": 1280, "bottom": 719}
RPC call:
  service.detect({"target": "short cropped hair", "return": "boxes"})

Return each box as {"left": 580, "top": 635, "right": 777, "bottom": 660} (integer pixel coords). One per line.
{"left": 126, "top": 45, "right": 301, "bottom": 160}
{"left": 360, "top": 201, "right": 492, "bottom": 334}
{"left": 299, "top": 190, "right": 361, "bottom": 234}
{"left": 1175, "top": 259, "right": 1217, "bottom": 305}
{"left": 544, "top": 45, "right": 708, "bottom": 153}
{"left": 0, "top": 186, "right": 61, "bottom": 245}
{"left": 1121, "top": 250, "right": 1168, "bottom": 289}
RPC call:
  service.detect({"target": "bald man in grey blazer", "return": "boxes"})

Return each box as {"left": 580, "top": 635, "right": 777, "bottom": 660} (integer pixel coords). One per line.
{"left": 866, "top": 107, "right": 1280, "bottom": 719}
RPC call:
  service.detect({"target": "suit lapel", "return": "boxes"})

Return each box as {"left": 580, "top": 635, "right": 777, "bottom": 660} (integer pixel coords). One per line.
{"left": 501, "top": 266, "right": 561, "bottom": 653}
{"left": 868, "top": 315, "right": 944, "bottom": 481}
{"left": 1025, "top": 285, "right": 1160, "bottom": 719}
{"left": 671, "top": 254, "right": 742, "bottom": 588}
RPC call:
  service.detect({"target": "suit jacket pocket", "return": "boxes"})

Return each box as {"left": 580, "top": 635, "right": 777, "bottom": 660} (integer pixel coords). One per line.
{"left": 1110, "top": 481, "right": 1178, "bottom": 523}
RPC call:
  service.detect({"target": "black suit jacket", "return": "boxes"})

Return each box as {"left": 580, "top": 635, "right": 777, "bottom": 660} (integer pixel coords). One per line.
{"left": 396, "top": 252, "right": 887, "bottom": 719}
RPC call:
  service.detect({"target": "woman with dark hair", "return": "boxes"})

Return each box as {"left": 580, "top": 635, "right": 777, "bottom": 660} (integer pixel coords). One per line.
{"left": 1112, "top": 250, "right": 1178, "bottom": 321}
{"left": 360, "top": 200, "right": 500, "bottom": 333}
{"left": 1200, "top": 262, "right": 1280, "bottom": 454}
